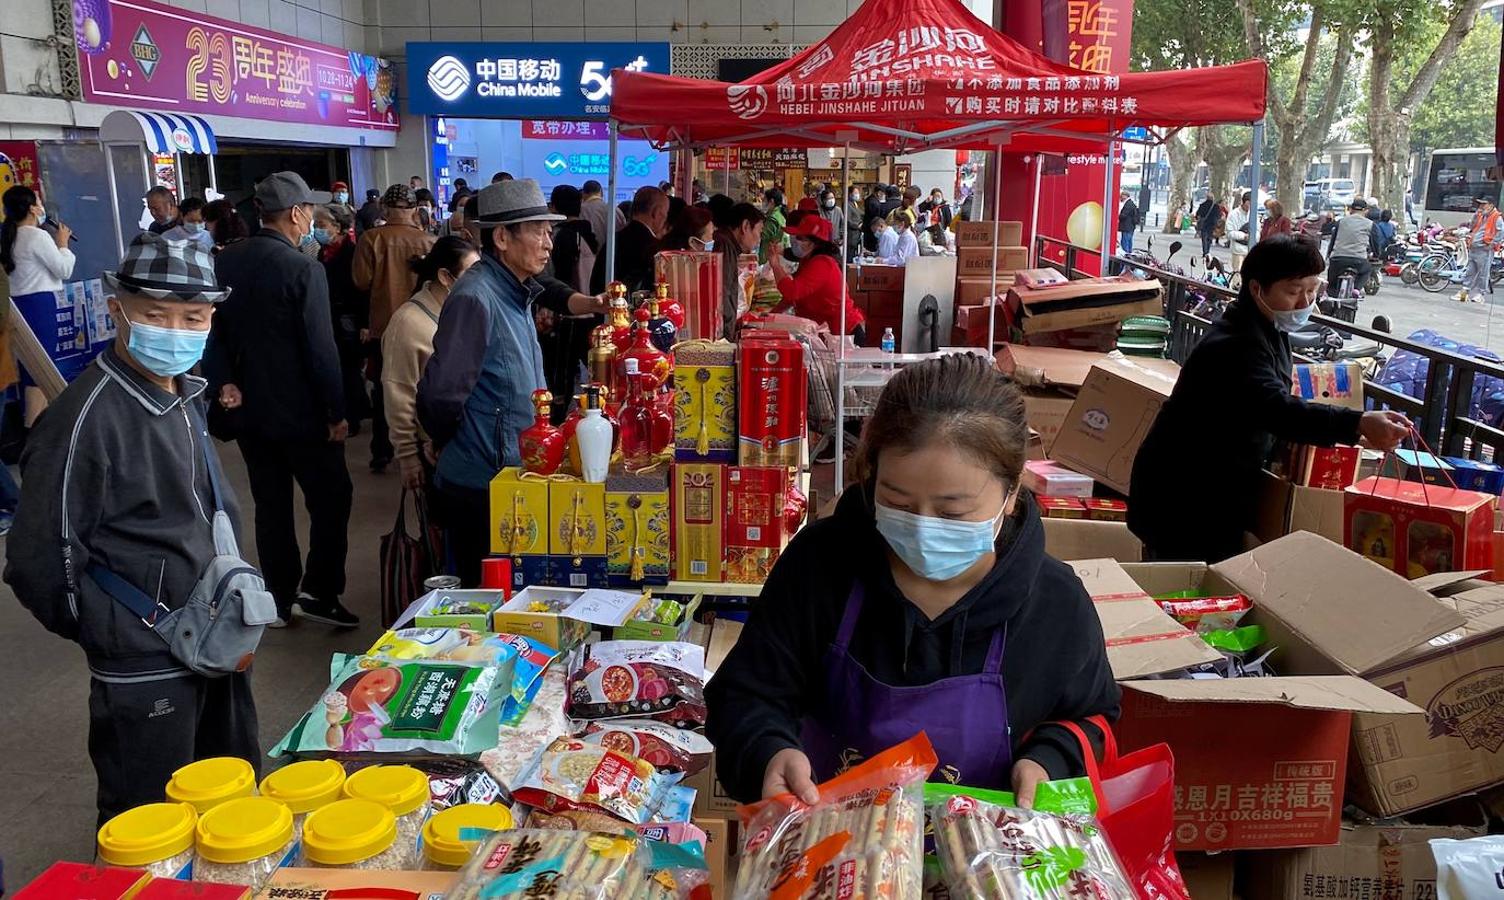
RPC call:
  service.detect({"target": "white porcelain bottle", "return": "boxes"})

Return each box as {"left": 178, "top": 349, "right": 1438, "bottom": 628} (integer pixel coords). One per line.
{"left": 576, "top": 386, "right": 613, "bottom": 483}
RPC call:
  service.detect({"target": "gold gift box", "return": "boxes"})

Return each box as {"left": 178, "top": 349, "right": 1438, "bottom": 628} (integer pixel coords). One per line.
{"left": 606, "top": 470, "right": 671, "bottom": 587}
{"left": 673, "top": 340, "right": 737, "bottom": 463}
{"left": 488, "top": 467, "right": 550, "bottom": 589}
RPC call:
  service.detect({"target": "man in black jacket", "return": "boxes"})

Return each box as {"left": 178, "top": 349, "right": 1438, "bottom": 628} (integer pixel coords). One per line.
{"left": 6, "top": 234, "right": 259, "bottom": 824}
{"left": 205, "top": 172, "right": 357, "bottom": 628}
{"left": 1129, "top": 235, "right": 1411, "bottom": 562}
{"left": 1117, "top": 190, "right": 1140, "bottom": 254}
{"left": 589, "top": 185, "right": 667, "bottom": 294}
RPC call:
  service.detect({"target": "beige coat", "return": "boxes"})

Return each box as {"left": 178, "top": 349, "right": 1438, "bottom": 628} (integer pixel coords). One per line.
{"left": 381, "top": 283, "right": 444, "bottom": 463}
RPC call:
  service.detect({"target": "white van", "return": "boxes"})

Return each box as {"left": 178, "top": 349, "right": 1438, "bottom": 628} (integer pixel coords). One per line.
{"left": 1302, "top": 178, "right": 1358, "bottom": 212}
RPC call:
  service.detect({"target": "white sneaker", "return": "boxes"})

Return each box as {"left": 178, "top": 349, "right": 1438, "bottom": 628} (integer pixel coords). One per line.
{"left": 1456, "top": 291, "right": 1469, "bottom": 302}
{"left": 266, "top": 616, "right": 289, "bottom": 629}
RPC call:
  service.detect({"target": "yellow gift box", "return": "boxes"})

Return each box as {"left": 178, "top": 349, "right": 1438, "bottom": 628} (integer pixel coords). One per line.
{"left": 673, "top": 340, "right": 737, "bottom": 463}
{"left": 606, "top": 470, "right": 671, "bottom": 587}
{"left": 673, "top": 463, "right": 726, "bottom": 582}
{"left": 488, "top": 467, "right": 550, "bottom": 590}
{"left": 548, "top": 476, "right": 609, "bottom": 588}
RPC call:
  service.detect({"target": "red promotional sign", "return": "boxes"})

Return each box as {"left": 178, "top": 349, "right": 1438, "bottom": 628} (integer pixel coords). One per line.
{"left": 0, "top": 142, "right": 44, "bottom": 197}
{"left": 73, "top": 0, "right": 397, "bottom": 131}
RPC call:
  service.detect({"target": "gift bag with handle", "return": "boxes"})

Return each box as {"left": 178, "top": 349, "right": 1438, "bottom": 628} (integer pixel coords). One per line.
{"left": 1058, "top": 715, "right": 1190, "bottom": 900}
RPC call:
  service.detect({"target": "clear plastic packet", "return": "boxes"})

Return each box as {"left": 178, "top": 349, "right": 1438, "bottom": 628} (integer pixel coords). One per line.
{"left": 578, "top": 719, "right": 714, "bottom": 774}
{"left": 270, "top": 654, "right": 505, "bottom": 757}
{"left": 1432, "top": 835, "right": 1504, "bottom": 900}
{"left": 567, "top": 641, "right": 707, "bottom": 727}
{"left": 627, "top": 840, "right": 713, "bottom": 900}
{"left": 1154, "top": 594, "right": 1252, "bottom": 633}
{"left": 445, "top": 829, "right": 640, "bottom": 900}
{"left": 365, "top": 627, "right": 558, "bottom": 725}
{"left": 733, "top": 732, "right": 937, "bottom": 899}
{"left": 512, "top": 736, "right": 684, "bottom": 826}
{"left": 928, "top": 793, "right": 1135, "bottom": 899}
{"left": 480, "top": 666, "right": 571, "bottom": 791}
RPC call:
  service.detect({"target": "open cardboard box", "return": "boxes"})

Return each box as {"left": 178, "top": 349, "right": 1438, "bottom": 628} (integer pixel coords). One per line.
{"left": 997, "top": 345, "right": 1108, "bottom": 455}
{"left": 1255, "top": 471, "right": 1347, "bottom": 546}
{"left": 1050, "top": 355, "right": 1180, "bottom": 494}
{"left": 1006, "top": 277, "right": 1164, "bottom": 336}
{"left": 1044, "top": 518, "right": 1143, "bottom": 562}
{"left": 1068, "top": 558, "right": 1220, "bottom": 679}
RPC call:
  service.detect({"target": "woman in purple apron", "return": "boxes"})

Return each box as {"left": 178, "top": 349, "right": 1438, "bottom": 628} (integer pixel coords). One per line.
{"left": 706, "top": 353, "right": 1120, "bottom": 806}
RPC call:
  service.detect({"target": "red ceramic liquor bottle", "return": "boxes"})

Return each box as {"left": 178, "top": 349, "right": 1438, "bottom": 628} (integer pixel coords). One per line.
{"left": 618, "top": 308, "right": 672, "bottom": 391}
{"left": 653, "top": 281, "right": 686, "bottom": 330}
{"left": 651, "top": 385, "right": 675, "bottom": 454}
{"left": 518, "top": 388, "right": 566, "bottom": 475}
{"left": 619, "top": 358, "right": 655, "bottom": 471}
{"left": 604, "top": 284, "right": 633, "bottom": 354}
{"left": 646, "top": 293, "right": 678, "bottom": 354}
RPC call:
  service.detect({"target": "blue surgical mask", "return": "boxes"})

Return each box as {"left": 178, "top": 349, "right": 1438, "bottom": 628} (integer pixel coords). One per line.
{"left": 182, "top": 222, "right": 203, "bottom": 236}
{"left": 333, "top": 191, "right": 349, "bottom": 204}
{"left": 1272, "top": 303, "right": 1315, "bottom": 332}
{"left": 791, "top": 241, "right": 811, "bottom": 259}
{"left": 312, "top": 227, "right": 332, "bottom": 246}
{"left": 35, "top": 210, "right": 46, "bottom": 226}
{"left": 874, "top": 498, "right": 1007, "bottom": 582}
{"left": 123, "top": 314, "right": 210, "bottom": 377}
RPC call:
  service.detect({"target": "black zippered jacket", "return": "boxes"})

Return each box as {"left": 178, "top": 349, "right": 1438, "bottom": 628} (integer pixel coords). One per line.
{"left": 706, "top": 486, "right": 1120, "bottom": 804}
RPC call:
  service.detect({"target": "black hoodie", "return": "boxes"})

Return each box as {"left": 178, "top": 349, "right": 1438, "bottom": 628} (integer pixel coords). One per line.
{"left": 706, "top": 485, "right": 1121, "bottom": 804}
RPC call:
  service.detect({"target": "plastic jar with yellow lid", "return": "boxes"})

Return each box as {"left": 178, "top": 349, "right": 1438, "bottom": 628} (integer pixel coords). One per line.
{"left": 193, "top": 796, "right": 296, "bottom": 892}
{"left": 259, "top": 760, "right": 346, "bottom": 837}
{"left": 165, "top": 757, "right": 256, "bottom": 813}
{"left": 421, "top": 803, "right": 514, "bottom": 871}
{"left": 342, "top": 765, "right": 431, "bottom": 868}
{"left": 96, "top": 802, "right": 198, "bottom": 879}
{"left": 301, "top": 799, "right": 406, "bottom": 870}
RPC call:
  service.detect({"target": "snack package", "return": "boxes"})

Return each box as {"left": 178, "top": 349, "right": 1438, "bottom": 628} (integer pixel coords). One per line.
{"left": 1432, "top": 835, "right": 1504, "bottom": 900}
{"left": 270, "top": 654, "right": 505, "bottom": 757}
{"left": 367, "top": 628, "right": 558, "bottom": 725}
{"left": 568, "top": 641, "right": 708, "bottom": 726}
{"left": 446, "top": 829, "right": 640, "bottom": 900}
{"left": 1154, "top": 594, "right": 1252, "bottom": 634}
{"left": 513, "top": 736, "right": 685, "bottom": 825}
{"left": 637, "top": 822, "right": 710, "bottom": 847}
{"left": 429, "top": 767, "right": 506, "bottom": 809}
{"left": 632, "top": 840, "right": 713, "bottom": 900}
{"left": 578, "top": 719, "right": 714, "bottom": 774}
{"left": 481, "top": 666, "right": 571, "bottom": 791}
{"left": 929, "top": 795, "right": 1134, "bottom": 899}
{"left": 734, "top": 733, "right": 937, "bottom": 899}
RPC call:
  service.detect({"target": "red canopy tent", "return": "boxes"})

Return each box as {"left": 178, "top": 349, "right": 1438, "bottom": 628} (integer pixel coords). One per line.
{"left": 610, "top": 0, "right": 1267, "bottom": 154}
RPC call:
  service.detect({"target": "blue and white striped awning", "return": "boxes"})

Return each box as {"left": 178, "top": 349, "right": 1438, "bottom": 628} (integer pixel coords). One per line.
{"left": 99, "top": 110, "right": 218, "bottom": 155}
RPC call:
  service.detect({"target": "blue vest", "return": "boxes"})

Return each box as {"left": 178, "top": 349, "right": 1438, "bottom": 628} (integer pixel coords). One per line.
{"left": 435, "top": 255, "right": 547, "bottom": 492}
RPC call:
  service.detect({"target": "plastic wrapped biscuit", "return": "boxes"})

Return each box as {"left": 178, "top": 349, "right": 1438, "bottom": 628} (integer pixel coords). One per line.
{"left": 446, "top": 829, "right": 641, "bottom": 900}
{"left": 733, "top": 733, "right": 936, "bottom": 900}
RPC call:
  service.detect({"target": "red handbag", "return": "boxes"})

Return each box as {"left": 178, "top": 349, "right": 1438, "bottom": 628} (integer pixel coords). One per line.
{"left": 1060, "top": 715, "right": 1190, "bottom": 900}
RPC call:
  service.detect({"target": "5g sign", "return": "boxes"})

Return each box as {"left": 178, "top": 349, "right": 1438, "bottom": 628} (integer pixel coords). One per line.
{"left": 579, "top": 54, "right": 651, "bottom": 102}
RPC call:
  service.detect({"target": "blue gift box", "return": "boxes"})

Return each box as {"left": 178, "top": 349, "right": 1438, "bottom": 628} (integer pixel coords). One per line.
{"left": 1441, "top": 456, "right": 1504, "bottom": 495}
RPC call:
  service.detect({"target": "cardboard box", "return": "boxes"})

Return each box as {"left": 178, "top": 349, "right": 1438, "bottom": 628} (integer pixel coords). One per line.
{"left": 492, "top": 585, "right": 644, "bottom": 649}
{"left": 737, "top": 334, "right": 806, "bottom": 467}
{"left": 956, "top": 276, "right": 1017, "bottom": 306}
{"left": 1289, "top": 445, "right": 1361, "bottom": 490}
{"left": 412, "top": 588, "right": 507, "bottom": 630}
{"left": 1067, "top": 557, "right": 1221, "bottom": 679}
{"left": 1293, "top": 362, "right": 1364, "bottom": 410}
{"left": 1345, "top": 476, "right": 1496, "bottom": 579}
{"left": 686, "top": 749, "right": 739, "bottom": 819}
{"left": 1084, "top": 498, "right": 1128, "bottom": 521}
{"left": 695, "top": 817, "right": 730, "bottom": 899}
{"left": 1007, "top": 277, "right": 1164, "bottom": 336}
{"left": 605, "top": 471, "right": 671, "bottom": 587}
{"left": 673, "top": 463, "right": 727, "bottom": 582}
{"left": 1176, "top": 852, "right": 1235, "bottom": 900}
{"left": 854, "top": 263, "right": 905, "bottom": 292}
{"left": 137, "top": 882, "right": 251, "bottom": 900}
{"left": 616, "top": 592, "right": 701, "bottom": 642}
{"left": 548, "top": 477, "right": 609, "bottom": 588}
{"left": 1022, "top": 389, "right": 1076, "bottom": 452}
{"left": 489, "top": 466, "right": 550, "bottom": 589}
{"left": 1385, "top": 449, "right": 1454, "bottom": 485}
{"left": 14, "top": 864, "right": 151, "bottom": 900}
{"left": 1023, "top": 459, "right": 1094, "bottom": 498}
{"left": 1254, "top": 473, "right": 1346, "bottom": 545}
{"left": 725, "top": 465, "right": 791, "bottom": 584}
{"left": 673, "top": 341, "right": 737, "bottom": 463}
{"left": 258, "top": 869, "right": 453, "bottom": 900}
{"left": 1037, "top": 496, "right": 1087, "bottom": 518}
{"left": 1444, "top": 456, "right": 1504, "bottom": 494}
{"left": 1050, "top": 355, "right": 1180, "bottom": 495}
{"left": 996, "top": 344, "right": 1105, "bottom": 390}
{"left": 956, "top": 244, "right": 1028, "bottom": 276}
{"left": 705, "top": 617, "right": 744, "bottom": 672}
{"left": 1043, "top": 517, "right": 1142, "bottom": 561}
{"left": 955, "top": 219, "right": 1024, "bottom": 248}
{"left": 1243, "top": 819, "right": 1485, "bottom": 900}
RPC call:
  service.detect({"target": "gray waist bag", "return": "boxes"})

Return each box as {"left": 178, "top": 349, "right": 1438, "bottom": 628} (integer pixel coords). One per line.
{"left": 86, "top": 406, "right": 276, "bottom": 677}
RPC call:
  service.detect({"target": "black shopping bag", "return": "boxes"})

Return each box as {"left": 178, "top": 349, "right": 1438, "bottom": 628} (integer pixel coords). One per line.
{"left": 379, "top": 488, "right": 445, "bottom": 627}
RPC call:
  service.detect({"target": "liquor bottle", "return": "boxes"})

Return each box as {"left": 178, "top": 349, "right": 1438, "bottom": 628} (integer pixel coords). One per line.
{"left": 619, "top": 358, "right": 655, "bottom": 472}
{"left": 587, "top": 327, "right": 618, "bottom": 400}
{"left": 517, "top": 388, "right": 566, "bottom": 475}
{"left": 605, "top": 283, "right": 632, "bottom": 354}
{"left": 654, "top": 281, "right": 686, "bottom": 331}
{"left": 651, "top": 384, "right": 675, "bottom": 455}
{"left": 563, "top": 384, "right": 620, "bottom": 475}
{"left": 646, "top": 292, "right": 679, "bottom": 354}
{"left": 575, "top": 386, "right": 613, "bottom": 483}
{"left": 618, "top": 307, "right": 672, "bottom": 391}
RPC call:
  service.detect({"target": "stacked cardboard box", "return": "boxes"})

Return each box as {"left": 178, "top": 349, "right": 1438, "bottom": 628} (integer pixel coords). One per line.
{"left": 845, "top": 263, "right": 905, "bottom": 348}
{"left": 951, "top": 220, "right": 1025, "bottom": 347}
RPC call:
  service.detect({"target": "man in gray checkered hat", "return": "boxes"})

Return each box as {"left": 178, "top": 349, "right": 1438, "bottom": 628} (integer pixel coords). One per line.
{"left": 6, "top": 232, "right": 262, "bottom": 825}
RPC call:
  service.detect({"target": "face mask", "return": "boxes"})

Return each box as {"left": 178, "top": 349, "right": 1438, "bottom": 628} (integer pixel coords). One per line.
{"left": 313, "top": 227, "right": 332, "bottom": 246}
{"left": 333, "top": 191, "right": 349, "bottom": 204}
{"left": 824, "top": 198, "right": 836, "bottom": 209}
{"left": 34, "top": 208, "right": 46, "bottom": 226}
{"left": 122, "top": 313, "right": 209, "bottom": 377}
{"left": 875, "top": 498, "right": 1007, "bottom": 582}
{"left": 1271, "top": 303, "right": 1315, "bottom": 332}
{"left": 182, "top": 222, "right": 203, "bottom": 236}
{"left": 690, "top": 237, "right": 714, "bottom": 252}
{"left": 791, "top": 241, "right": 811, "bottom": 259}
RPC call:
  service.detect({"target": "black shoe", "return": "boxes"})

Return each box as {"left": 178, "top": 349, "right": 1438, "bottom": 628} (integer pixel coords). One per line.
{"left": 292, "top": 592, "right": 360, "bottom": 628}
{"left": 369, "top": 455, "right": 392, "bottom": 473}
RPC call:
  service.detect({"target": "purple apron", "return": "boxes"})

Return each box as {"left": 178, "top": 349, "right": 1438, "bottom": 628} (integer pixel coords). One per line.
{"left": 800, "top": 580, "right": 1014, "bottom": 789}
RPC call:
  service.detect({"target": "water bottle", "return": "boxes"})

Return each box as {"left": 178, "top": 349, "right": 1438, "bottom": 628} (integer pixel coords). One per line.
{"left": 881, "top": 327, "right": 896, "bottom": 354}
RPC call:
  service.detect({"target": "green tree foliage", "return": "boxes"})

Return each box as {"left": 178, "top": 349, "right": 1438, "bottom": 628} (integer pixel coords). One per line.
{"left": 1408, "top": 20, "right": 1501, "bottom": 151}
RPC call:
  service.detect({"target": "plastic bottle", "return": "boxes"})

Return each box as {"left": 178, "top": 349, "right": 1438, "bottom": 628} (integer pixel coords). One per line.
{"left": 881, "top": 327, "right": 896, "bottom": 353}
{"left": 576, "top": 386, "right": 613, "bottom": 483}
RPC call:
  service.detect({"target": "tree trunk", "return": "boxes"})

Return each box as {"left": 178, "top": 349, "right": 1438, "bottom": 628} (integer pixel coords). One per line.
{"left": 1200, "top": 125, "right": 1247, "bottom": 208}
{"left": 1275, "top": 140, "right": 1304, "bottom": 214}
{"left": 1163, "top": 131, "right": 1195, "bottom": 233}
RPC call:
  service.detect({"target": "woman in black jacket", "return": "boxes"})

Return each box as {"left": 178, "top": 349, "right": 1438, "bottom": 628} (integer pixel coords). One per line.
{"left": 706, "top": 354, "right": 1119, "bottom": 805}
{"left": 1129, "top": 235, "right": 1411, "bottom": 562}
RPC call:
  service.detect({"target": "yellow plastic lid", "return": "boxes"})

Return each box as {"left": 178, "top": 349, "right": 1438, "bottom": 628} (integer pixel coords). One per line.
{"left": 164, "top": 757, "right": 256, "bottom": 812}
{"left": 301, "top": 799, "right": 397, "bottom": 866}
{"left": 422, "top": 804, "right": 515, "bottom": 869}
{"left": 259, "top": 760, "right": 347, "bottom": 814}
{"left": 195, "top": 797, "right": 294, "bottom": 864}
{"left": 97, "top": 802, "right": 198, "bottom": 867}
{"left": 342, "top": 765, "right": 429, "bottom": 817}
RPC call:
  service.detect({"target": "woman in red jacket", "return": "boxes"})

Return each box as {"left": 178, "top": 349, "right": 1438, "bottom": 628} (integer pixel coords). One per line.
{"left": 770, "top": 214, "right": 867, "bottom": 343}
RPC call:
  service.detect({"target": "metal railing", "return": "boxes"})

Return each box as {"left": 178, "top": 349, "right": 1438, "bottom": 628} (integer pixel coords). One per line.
{"left": 1030, "top": 234, "right": 1504, "bottom": 463}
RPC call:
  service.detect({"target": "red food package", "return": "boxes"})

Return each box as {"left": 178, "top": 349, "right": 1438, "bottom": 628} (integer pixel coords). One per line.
{"left": 580, "top": 719, "right": 714, "bottom": 774}
{"left": 568, "top": 641, "right": 708, "bottom": 727}
{"left": 1156, "top": 594, "right": 1252, "bottom": 633}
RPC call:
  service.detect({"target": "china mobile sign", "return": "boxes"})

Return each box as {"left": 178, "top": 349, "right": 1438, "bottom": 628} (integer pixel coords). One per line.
{"left": 407, "top": 42, "right": 670, "bottom": 119}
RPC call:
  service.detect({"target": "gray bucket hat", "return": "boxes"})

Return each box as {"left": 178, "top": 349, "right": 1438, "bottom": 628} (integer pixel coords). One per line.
{"left": 104, "top": 232, "right": 229, "bottom": 303}
{"left": 474, "top": 178, "right": 566, "bottom": 227}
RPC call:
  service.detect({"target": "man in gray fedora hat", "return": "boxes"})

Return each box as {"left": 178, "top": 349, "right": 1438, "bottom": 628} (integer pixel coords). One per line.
{"left": 417, "top": 178, "right": 568, "bottom": 586}
{"left": 6, "top": 232, "right": 262, "bottom": 824}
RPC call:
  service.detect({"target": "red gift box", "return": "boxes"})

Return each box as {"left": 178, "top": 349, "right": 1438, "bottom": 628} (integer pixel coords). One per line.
{"left": 725, "top": 465, "right": 792, "bottom": 583}
{"left": 656, "top": 251, "right": 724, "bottom": 342}
{"left": 1291, "top": 445, "right": 1361, "bottom": 490}
{"left": 737, "top": 333, "right": 806, "bottom": 468}
{"left": 1037, "top": 496, "right": 1088, "bottom": 518}
{"left": 1344, "top": 476, "right": 1497, "bottom": 578}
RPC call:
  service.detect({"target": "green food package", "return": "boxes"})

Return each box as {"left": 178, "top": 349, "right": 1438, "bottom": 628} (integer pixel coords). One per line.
{"left": 1203, "top": 624, "right": 1267, "bottom": 654}
{"left": 1032, "top": 777, "right": 1100, "bottom": 816}
{"left": 270, "top": 653, "right": 506, "bottom": 757}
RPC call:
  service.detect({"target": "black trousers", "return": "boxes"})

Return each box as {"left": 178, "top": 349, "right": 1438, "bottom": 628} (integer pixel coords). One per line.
{"left": 89, "top": 670, "right": 259, "bottom": 826}
{"left": 365, "top": 340, "right": 393, "bottom": 463}
{"left": 432, "top": 482, "right": 491, "bottom": 588}
{"left": 238, "top": 436, "right": 353, "bottom": 611}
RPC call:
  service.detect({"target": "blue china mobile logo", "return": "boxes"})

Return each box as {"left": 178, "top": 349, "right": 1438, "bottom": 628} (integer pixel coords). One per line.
{"left": 543, "top": 153, "right": 569, "bottom": 176}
